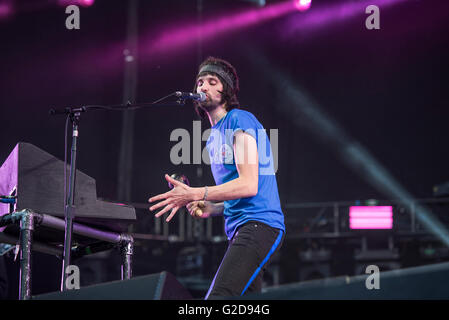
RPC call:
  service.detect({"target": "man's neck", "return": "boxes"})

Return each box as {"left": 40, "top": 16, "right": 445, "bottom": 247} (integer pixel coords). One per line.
{"left": 207, "top": 105, "right": 228, "bottom": 126}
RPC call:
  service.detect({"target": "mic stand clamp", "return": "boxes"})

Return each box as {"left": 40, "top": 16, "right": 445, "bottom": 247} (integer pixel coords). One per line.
{"left": 176, "top": 98, "right": 187, "bottom": 106}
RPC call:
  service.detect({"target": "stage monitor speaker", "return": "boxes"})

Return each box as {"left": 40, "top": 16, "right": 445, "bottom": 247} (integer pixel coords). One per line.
{"left": 32, "top": 271, "right": 193, "bottom": 300}
{"left": 240, "top": 261, "right": 449, "bottom": 299}
{"left": 299, "top": 263, "right": 331, "bottom": 281}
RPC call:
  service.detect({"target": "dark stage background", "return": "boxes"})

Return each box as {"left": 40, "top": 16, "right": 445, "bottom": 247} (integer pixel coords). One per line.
{"left": 0, "top": 0, "right": 448, "bottom": 299}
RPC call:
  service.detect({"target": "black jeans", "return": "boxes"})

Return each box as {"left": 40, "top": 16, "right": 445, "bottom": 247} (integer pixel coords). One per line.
{"left": 205, "top": 221, "right": 285, "bottom": 299}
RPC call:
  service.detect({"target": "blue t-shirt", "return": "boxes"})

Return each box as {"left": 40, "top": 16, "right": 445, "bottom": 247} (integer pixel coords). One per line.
{"left": 206, "top": 108, "right": 285, "bottom": 240}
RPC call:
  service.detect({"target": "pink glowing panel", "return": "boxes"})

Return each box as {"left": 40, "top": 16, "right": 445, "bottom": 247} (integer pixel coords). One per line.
{"left": 350, "top": 221, "right": 393, "bottom": 229}
{"left": 349, "top": 206, "right": 393, "bottom": 218}
{"left": 349, "top": 206, "right": 393, "bottom": 229}
{"left": 350, "top": 223, "right": 393, "bottom": 229}
{"left": 294, "top": 0, "right": 312, "bottom": 12}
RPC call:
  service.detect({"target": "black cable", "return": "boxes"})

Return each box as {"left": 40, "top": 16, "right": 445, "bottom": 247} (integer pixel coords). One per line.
{"left": 82, "top": 92, "right": 179, "bottom": 111}
{"left": 150, "top": 91, "right": 177, "bottom": 104}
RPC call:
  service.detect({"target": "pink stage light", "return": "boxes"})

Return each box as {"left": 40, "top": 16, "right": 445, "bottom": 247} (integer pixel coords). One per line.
{"left": 350, "top": 221, "right": 393, "bottom": 229}
{"left": 0, "top": 2, "right": 13, "bottom": 20}
{"left": 144, "top": 1, "right": 295, "bottom": 57}
{"left": 294, "top": 0, "right": 312, "bottom": 12}
{"left": 58, "top": 0, "right": 95, "bottom": 7}
{"left": 349, "top": 206, "right": 393, "bottom": 229}
{"left": 79, "top": 0, "right": 94, "bottom": 7}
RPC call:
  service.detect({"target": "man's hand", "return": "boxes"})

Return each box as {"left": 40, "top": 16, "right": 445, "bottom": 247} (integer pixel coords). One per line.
{"left": 186, "top": 201, "right": 215, "bottom": 218}
{"left": 148, "top": 174, "right": 201, "bottom": 222}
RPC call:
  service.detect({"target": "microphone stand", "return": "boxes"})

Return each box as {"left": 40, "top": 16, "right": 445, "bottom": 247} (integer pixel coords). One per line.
{"left": 60, "top": 108, "right": 80, "bottom": 291}
{"left": 51, "top": 95, "right": 187, "bottom": 291}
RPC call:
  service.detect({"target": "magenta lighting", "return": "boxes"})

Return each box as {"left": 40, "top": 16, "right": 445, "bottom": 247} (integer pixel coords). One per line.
{"left": 349, "top": 206, "right": 393, "bottom": 230}
{"left": 294, "top": 0, "right": 312, "bottom": 12}
{"left": 0, "top": 2, "right": 13, "bottom": 19}
{"left": 284, "top": 0, "right": 408, "bottom": 38}
{"left": 144, "top": 1, "right": 295, "bottom": 57}
{"left": 58, "top": 0, "right": 95, "bottom": 7}
{"left": 79, "top": 0, "right": 94, "bottom": 7}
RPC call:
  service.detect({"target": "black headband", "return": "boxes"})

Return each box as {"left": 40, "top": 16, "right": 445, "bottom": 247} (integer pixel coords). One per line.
{"left": 198, "top": 64, "right": 234, "bottom": 90}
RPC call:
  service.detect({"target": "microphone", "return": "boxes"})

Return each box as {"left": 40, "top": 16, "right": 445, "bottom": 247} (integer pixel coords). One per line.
{"left": 194, "top": 201, "right": 205, "bottom": 217}
{"left": 167, "top": 173, "right": 204, "bottom": 217}
{"left": 175, "top": 91, "right": 207, "bottom": 102}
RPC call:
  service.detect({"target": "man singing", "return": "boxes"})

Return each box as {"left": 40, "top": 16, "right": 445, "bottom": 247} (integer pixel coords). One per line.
{"left": 149, "top": 57, "right": 285, "bottom": 298}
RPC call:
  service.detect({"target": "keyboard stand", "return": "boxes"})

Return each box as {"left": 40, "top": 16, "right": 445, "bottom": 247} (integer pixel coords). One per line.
{"left": 0, "top": 209, "right": 134, "bottom": 300}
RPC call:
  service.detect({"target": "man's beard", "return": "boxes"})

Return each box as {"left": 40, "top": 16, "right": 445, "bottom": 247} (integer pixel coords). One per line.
{"left": 200, "top": 101, "right": 218, "bottom": 113}
{"left": 199, "top": 97, "right": 224, "bottom": 113}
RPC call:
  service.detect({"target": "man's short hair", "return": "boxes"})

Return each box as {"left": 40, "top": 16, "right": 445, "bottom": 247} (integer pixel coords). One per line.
{"left": 193, "top": 56, "right": 240, "bottom": 119}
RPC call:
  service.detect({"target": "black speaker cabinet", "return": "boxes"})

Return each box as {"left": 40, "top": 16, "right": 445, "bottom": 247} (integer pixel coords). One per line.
{"left": 32, "top": 272, "right": 193, "bottom": 300}
{"left": 240, "top": 261, "right": 449, "bottom": 299}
